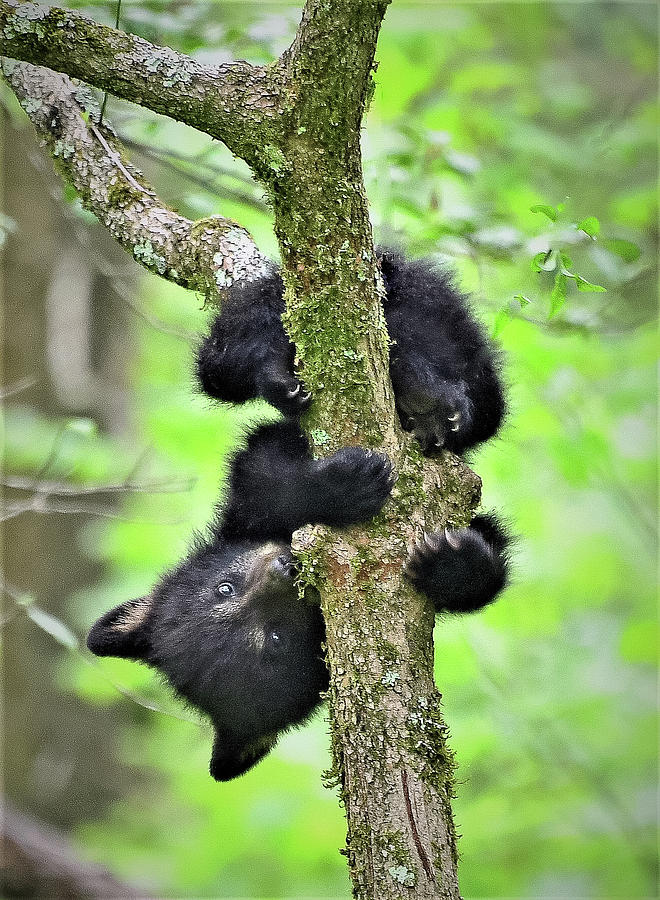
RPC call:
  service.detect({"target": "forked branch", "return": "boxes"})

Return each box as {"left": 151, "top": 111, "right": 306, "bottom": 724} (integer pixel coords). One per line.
{"left": 0, "top": 0, "right": 284, "bottom": 161}
{"left": 2, "top": 61, "right": 271, "bottom": 297}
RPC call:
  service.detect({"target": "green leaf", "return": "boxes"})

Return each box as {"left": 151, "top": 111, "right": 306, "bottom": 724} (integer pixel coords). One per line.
{"left": 514, "top": 294, "right": 532, "bottom": 307}
{"left": 492, "top": 306, "right": 512, "bottom": 337}
{"left": 530, "top": 203, "right": 558, "bottom": 222}
{"left": 549, "top": 271, "right": 567, "bottom": 317}
{"left": 531, "top": 250, "right": 556, "bottom": 272}
{"left": 27, "top": 606, "right": 79, "bottom": 650}
{"left": 604, "top": 238, "right": 641, "bottom": 262}
{"left": 558, "top": 252, "right": 573, "bottom": 270}
{"left": 577, "top": 215, "right": 600, "bottom": 237}
{"left": 575, "top": 275, "right": 607, "bottom": 292}
{"left": 66, "top": 418, "right": 98, "bottom": 437}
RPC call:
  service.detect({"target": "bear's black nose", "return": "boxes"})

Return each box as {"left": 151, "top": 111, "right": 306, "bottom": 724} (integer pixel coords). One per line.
{"left": 271, "top": 551, "right": 295, "bottom": 578}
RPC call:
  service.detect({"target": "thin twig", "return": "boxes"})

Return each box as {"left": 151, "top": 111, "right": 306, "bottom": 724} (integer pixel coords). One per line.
{"left": 118, "top": 134, "right": 257, "bottom": 187}
{"left": 0, "top": 498, "right": 187, "bottom": 524}
{"left": 119, "top": 136, "right": 268, "bottom": 213}
{"left": 0, "top": 576, "right": 201, "bottom": 726}
{"left": 98, "top": 0, "right": 122, "bottom": 126}
{"left": 80, "top": 654, "right": 201, "bottom": 726}
{"left": 0, "top": 376, "right": 38, "bottom": 400}
{"left": 2, "top": 475, "right": 195, "bottom": 497}
{"left": 90, "top": 123, "right": 155, "bottom": 196}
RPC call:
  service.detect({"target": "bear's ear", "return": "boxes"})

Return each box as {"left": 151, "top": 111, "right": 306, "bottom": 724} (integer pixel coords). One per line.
{"left": 209, "top": 731, "right": 277, "bottom": 782}
{"left": 87, "top": 596, "right": 154, "bottom": 660}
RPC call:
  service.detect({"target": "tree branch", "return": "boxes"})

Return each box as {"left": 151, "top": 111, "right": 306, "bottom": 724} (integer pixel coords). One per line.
{"left": 1, "top": 61, "right": 271, "bottom": 295}
{"left": 1, "top": 801, "right": 147, "bottom": 899}
{"left": 0, "top": 0, "right": 283, "bottom": 161}
{"left": 274, "top": 2, "right": 473, "bottom": 896}
{"left": 3, "top": 1, "right": 484, "bottom": 895}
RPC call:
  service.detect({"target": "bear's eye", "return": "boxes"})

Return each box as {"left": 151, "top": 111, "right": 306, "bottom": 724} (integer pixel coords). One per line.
{"left": 216, "top": 582, "right": 235, "bottom": 598}
{"left": 267, "top": 629, "right": 288, "bottom": 655}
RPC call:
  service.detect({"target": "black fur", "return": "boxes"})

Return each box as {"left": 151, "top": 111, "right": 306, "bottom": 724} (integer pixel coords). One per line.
{"left": 196, "top": 271, "right": 311, "bottom": 417}
{"left": 88, "top": 421, "right": 394, "bottom": 781}
{"left": 405, "top": 514, "right": 510, "bottom": 614}
{"left": 218, "top": 421, "right": 396, "bottom": 542}
{"left": 89, "top": 250, "right": 510, "bottom": 781}
{"left": 88, "top": 421, "right": 509, "bottom": 781}
{"left": 197, "top": 249, "right": 505, "bottom": 453}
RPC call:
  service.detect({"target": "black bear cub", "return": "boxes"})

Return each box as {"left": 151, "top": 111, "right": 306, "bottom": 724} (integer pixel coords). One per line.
{"left": 198, "top": 249, "right": 505, "bottom": 454}
{"left": 88, "top": 421, "right": 509, "bottom": 780}
{"left": 89, "top": 422, "right": 397, "bottom": 780}
{"left": 88, "top": 251, "right": 510, "bottom": 781}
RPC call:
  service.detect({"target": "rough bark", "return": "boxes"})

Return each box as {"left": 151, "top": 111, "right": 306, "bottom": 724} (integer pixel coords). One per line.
{"left": 1, "top": 3, "right": 484, "bottom": 897}
{"left": 0, "top": 0, "right": 284, "bottom": 165}
{"left": 273, "top": 5, "right": 477, "bottom": 896}
{"left": 1, "top": 61, "right": 271, "bottom": 296}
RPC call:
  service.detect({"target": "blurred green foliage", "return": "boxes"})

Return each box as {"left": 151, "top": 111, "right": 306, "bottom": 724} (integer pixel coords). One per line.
{"left": 4, "top": 2, "right": 657, "bottom": 898}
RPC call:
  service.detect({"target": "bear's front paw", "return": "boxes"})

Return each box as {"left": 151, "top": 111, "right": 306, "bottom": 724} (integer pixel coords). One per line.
{"left": 319, "top": 448, "right": 395, "bottom": 524}
{"left": 261, "top": 373, "right": 312, "bottom": 416}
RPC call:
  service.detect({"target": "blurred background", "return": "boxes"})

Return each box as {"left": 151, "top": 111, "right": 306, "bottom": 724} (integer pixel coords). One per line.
{"left": 1, "top": 2, "right": 657, "bottom": 898}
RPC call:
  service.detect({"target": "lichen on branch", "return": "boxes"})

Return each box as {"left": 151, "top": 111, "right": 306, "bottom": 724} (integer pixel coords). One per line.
{"left": 0, "top": 0, "right": 286, "bottom": 165}
{"left": 1, "top": 61, "right": 271, "bottom": 297}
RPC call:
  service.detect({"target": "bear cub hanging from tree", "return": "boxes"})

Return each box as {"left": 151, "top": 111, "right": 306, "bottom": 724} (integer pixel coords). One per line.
{"left": 88, "top": 250, "right": 510, "bottom": 781}
{"left": 197, "top": 249, "right": 506, "bottom": 454}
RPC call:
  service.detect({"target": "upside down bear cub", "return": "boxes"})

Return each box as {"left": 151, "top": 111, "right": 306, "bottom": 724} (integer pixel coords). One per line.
{"left": 197, "top": 249, "right": 505, "bottom": 454}
{"left": 88, "top": 250, "right": 510, "bottom": 781}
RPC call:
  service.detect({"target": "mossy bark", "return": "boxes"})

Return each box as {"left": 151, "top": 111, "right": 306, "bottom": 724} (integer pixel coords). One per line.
{"left": 0, "top": 0, "right": 285, "bottom": 165}
{"left": 265, "top": 4, "right": 477, "bottom": 896}
{"left": 1, "top": 62, "right": 271, "bottom": 297}
{"left": 1, "top": 1, "right": 484, "bottom": 896}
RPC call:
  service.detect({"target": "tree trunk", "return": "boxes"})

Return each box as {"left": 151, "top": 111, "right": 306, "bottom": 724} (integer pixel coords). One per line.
{"left": 0, "top": 2, "right": 484, "bottom": 896}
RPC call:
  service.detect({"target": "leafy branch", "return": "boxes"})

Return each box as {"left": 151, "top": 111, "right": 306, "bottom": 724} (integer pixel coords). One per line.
{"left": 494, "top": 201, "right": 643, "bottom": 336}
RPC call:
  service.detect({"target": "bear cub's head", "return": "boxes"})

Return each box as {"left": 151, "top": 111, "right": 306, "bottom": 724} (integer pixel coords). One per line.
{"left": 87, "top": 540, "right": 328, "bottom": 780}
